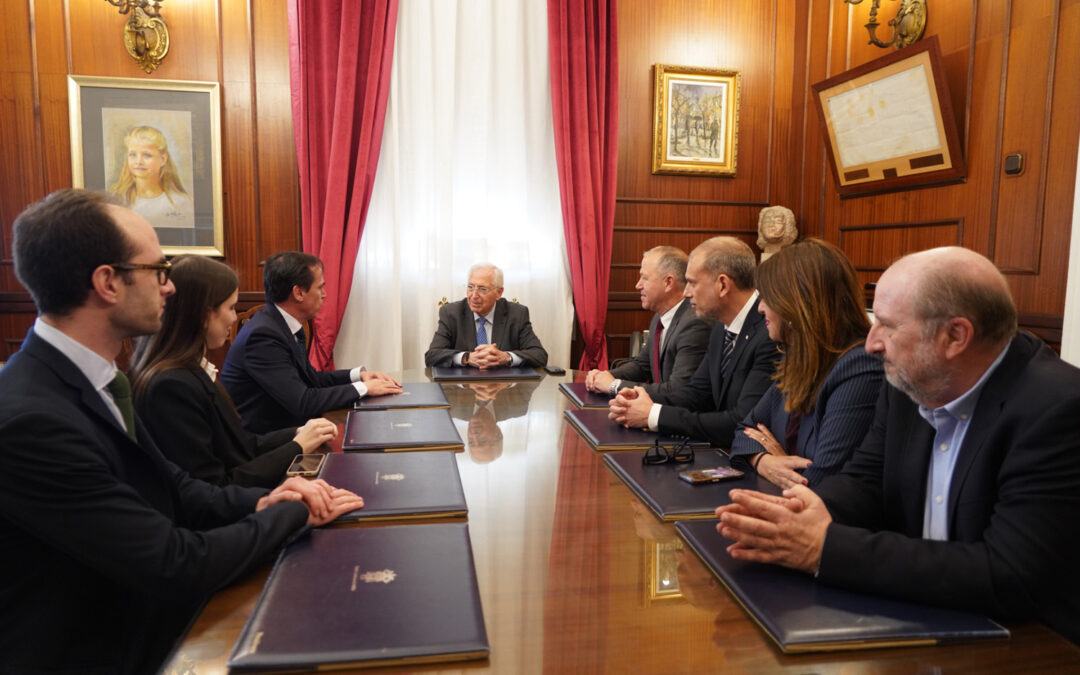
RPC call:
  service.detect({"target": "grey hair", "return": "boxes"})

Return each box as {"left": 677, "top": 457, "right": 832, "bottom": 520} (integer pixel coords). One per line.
{"left": 469, "top": 262, "right": 503, "bottom": 288}
{"left": 912, "top": 261, "right": 1017, "bottom": 348}
{"left": 644, "top": 246, "right": 689, "bottom": 285}
{"left": 690, "top": 236, "right": 756, "bottom": 290}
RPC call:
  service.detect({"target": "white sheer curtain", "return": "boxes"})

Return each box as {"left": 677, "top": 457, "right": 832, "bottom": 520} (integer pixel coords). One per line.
{"left": 334, "top": 0, "right": 573, "bottom": 372}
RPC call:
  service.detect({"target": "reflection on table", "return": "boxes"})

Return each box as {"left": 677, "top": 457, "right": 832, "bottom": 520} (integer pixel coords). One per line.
{"left": 163, "top": 369, "right": 1079, "bottom": 674}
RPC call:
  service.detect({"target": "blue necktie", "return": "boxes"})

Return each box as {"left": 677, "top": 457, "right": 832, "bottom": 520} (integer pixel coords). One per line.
{"left": 476, "top": 317, "right": 489, "bottom": 345}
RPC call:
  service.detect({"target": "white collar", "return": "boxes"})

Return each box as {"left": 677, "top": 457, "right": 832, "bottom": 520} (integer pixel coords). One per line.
{"left": 32, "top": 317, "right": 117, "bottom": 392}
{"left": 200, "top": 356, "right": 218, "bottom": 382}
{"left": 275, "top": 304, "right": 305, "bottom": 335}
{"left": 725, "top": 291, "right": 760, "bottom": 336}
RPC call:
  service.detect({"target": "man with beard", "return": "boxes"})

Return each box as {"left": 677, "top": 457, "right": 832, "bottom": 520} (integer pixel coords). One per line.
{"left": 714, "top": 246, "right": 1080, "bottom": 644}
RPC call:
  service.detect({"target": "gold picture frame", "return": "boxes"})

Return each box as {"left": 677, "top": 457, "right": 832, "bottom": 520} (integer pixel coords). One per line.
{"left": 811, "top": 36, "right": 966, "bottom": 198}
{"left": 644, "top": 539, "right": 684, "bottom": 604}
{"left": 68, "top": 75, "right": 224, "bottom": 256}
{"left": 652, "top": 64, "right": 741, "bottom": 176}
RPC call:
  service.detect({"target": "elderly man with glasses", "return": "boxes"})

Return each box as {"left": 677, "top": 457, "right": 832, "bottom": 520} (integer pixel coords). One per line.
{"left": 424, "top": 262, "right": 548, "bottom": 369}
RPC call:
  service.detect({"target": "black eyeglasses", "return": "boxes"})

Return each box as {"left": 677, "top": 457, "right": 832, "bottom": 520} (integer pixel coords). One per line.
{"left": 110, "top": 261, "right": 172, "bottom": 285}
{"left": 642, "top": 437, "right": 696, "bottom": 465}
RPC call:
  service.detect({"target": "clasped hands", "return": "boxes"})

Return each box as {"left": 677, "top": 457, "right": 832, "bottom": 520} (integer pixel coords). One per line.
{"left": 584, "top": 368, "right": 615, "bottom": 394}
{"left": 608, "top": 386, "right": 653, "bottom": 429}
{"left": 360, "top": 370, "right": 402, "bottom": 396}
{"left": 742, "top": 423, "right": 811, "bottom": 489}
{"left": 256, "top": 476, "right": 364, "bottom": 527}
{"left": 714, "top": 486, "right": 830, "bottom": 575}
{"left": 466, "top": 343, "right": 511, "bottom": 369}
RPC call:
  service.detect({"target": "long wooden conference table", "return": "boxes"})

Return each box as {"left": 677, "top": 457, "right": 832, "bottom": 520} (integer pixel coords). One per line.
{"left": 163, "top": 369, "right": 1079, "bottom": 673}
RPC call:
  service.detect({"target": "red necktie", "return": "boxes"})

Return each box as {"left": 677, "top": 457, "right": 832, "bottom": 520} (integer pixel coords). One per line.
{"left": 651, "top": 321, "right": 664, "bottom": 383}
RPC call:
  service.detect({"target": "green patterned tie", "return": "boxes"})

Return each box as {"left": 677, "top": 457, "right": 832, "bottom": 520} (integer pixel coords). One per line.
{"left": 106, "top": 371, "right": 136, "bottom": 439}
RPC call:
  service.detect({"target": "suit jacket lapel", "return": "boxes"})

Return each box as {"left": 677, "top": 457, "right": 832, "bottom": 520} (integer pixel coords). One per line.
{"left": 23, "top": 330, "right": 146, "bottom": 451}
{"left": 268, "top": 305, "right": 314, "bottom": 378}
{"left": 491, "top": 299, "right": 509, "bottom": 347}
{"left": 461, "top": 299, "right": 478, "bottom": 346}
{"left": 897, "top": 399, "right": 935, "bottom": 536}
{"left": 945, "top": 335, "right": 1027, "bottom": 533}
{"left": 719, "top": 302, "right": 763, "bottom": 402}
{"left": 660, "top": 300, "right": 687, "bottom": 365}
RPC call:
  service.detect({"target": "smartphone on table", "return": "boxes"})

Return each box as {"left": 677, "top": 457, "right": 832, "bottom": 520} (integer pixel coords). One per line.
{"left": 677, "top": 467, "right": 743, "bottom": 484}
{"left": 285, "top": 453, "right": 326, "bottom": 478}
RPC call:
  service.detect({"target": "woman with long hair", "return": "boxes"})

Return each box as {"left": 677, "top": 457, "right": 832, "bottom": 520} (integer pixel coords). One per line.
{"left": 728, "top": 238, "right": 882, "bottom": 488}
{"left": 131, "top": 255, "right": 337, "bottom": 488}
{"left": 110, "top": 125, "right": 194, "bottom": 228}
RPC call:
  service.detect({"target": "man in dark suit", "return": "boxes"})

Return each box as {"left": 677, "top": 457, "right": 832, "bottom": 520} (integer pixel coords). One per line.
{"left": 609, "top": 236, "right": 778, "bottom": 448}
{"left": 424, "top": 263, "right": 548, "bottom": 368}
{"left": 584, "top": 246, "right": 711, "bottom": 399}
{"left": 0, "top": 190, "right": 363, "bottom": 673}
{"left": 222, "top": 251, "right": 401, "bottom": 433}
{"left": 716, "top": 247, "right": 1080, "bottom": 644}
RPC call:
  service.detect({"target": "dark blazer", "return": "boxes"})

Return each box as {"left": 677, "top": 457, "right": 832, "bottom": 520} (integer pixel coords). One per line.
{"left": 138, "top": 367, "right": 302, "bottom": 489}
{"left": 221, "top": 305, "right": 356, "bottom": 433}
{"left": 609, "top": 298, "right": 712, "bottom": 398}
{"left": 815, "top": 332, "right": 1080, "bottom": 644}
{"left": 728, "top": 347, "right": 883, "bottom": 486}
{"left": 0, "top": 328, "right": 309, "bottom": 674}
{"left": 424, "top": 297, "right": 548, "bottom": 367}
{"left": 655, "top": 300, "right": 779, "bottom": 448}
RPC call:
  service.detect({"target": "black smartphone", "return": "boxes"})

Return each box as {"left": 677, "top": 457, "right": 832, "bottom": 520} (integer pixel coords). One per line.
{"left": 677, "top": 467, "right": 744, "bottom": 484}
{"left": 285, "top": 453, "right": 326, "bottom": 478}
{"left": 543, "top": 365, "right": 566, "bottom": 375}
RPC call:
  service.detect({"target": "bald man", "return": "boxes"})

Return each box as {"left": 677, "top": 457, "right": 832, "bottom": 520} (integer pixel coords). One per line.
{"left": 715, "top": 247, "right": 1080, "bottom": 645}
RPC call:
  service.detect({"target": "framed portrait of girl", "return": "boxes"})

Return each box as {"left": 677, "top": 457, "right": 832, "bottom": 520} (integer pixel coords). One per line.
{"left": 68, "top": 76, "right": 224, "bottom": 256}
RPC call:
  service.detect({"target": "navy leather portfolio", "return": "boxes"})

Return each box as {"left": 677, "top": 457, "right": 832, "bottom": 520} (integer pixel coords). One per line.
{"left": 228, "top": 523, "right": 490, "bottom": 670}
{"left": 675, "top": 520, "right": 1010, "bottom": 653}
{"left": 564, "top": 408, "right": 710, "bottom": 453}
{"left": 558, "top": 382, "right": 612, "bottom": 409}
{"left": 342, "top": 409, "right": 464, "bottom": 452}
{"left": 603, "top": 450, "right": 780, "bottom": 521}
{"left": 431, "top": 366, "right": 541, "bottom": 381}
{"left": 353, "top": 382, "right": 450, "bottom": 410}
{"left": 318, "top": 452, "right": 467, "bottom": 523}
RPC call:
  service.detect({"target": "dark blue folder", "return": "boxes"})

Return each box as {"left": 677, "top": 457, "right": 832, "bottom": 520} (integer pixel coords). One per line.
{"left": 318, "top": 452, "right": 467, "bottom": 523}
{"left": 431, "top": 366, "right": 541, "bottom": 381}
{"left": 603, "top": 450, "right": 780, "bottom": 521}
{"left": 353, "top": 382, "right": 450, "bottom": 410}
{"left": 228, "top": 524, "right": 489, "bottom": 670}
{"left": 564, "top": 408, "right": 710, "bottom": 453}
{"left": 558, "top": 382, "right": 612, "bottom": 409}
{"left": 342, "top": 408, "right": 464, "bottom": 452}
{"left": 676, "top": 520, "right": 1010, "bottom": 652}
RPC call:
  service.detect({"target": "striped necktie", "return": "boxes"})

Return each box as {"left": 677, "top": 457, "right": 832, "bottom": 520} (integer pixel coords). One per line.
{"left": 720, "top": 330, "right": 737, "bottom": 377}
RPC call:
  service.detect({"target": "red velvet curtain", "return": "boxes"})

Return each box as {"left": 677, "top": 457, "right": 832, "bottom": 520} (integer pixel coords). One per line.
{"left": 547, "top": 0, "right": 619, "bottom": 370}
{"left": 288, "top": 0, "right": 398, "bottom": 369}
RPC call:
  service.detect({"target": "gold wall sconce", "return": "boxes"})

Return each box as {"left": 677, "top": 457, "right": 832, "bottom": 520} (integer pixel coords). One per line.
{"left": 844, "top": 0, "right": 927, "bottom": 49}
{"left": 105, "top": 0, "right": 170, "bottom": 73}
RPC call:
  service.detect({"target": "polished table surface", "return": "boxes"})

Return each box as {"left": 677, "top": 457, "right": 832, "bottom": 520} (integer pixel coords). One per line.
{"left": 163, "top": 370, "right": 1079, "bottom": 674}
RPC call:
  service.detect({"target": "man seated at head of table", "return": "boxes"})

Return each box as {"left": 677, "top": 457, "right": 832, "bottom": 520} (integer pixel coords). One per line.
{"left": 221, "top": 251, "right": 401, "bottom": 433}
{"left": 609, "top": 236, "right": 780, "bottom": 449}
{"left": 584, "top": 245, "right": 711, "bottom": 399}
{"left": 716, "top": 246, "right": 1080, "bottom": 645}
{"left": 0, "top": 190, "right": 363, "bottom": 674}
{"left": 424, "top": 262, "right": 548, "bottom": 369}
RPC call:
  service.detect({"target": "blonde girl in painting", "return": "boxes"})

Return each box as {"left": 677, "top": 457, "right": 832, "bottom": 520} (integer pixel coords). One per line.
{"left": 110, "top": 125, "right": 195, "bottom": 228}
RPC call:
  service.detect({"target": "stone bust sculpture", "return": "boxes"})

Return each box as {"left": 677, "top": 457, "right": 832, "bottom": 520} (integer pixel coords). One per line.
{"left": 757, "top": 205, "right": 797, "bottom": 261}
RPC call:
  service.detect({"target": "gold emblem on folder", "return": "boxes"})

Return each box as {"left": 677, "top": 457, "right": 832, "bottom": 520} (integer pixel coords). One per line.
{"left": 352, "top": 566, "right": 396, "bottom": 590}
{"left": 375, "top": 472, "right": 405, "bottom": 484}
{"left": 391, "top": 422, "right": 413, "bottom": 428}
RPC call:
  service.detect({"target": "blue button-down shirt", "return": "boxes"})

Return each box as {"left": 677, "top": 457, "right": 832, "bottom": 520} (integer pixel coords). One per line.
{"left": 918, "top": 345, "right": 1009, "bottom": 540}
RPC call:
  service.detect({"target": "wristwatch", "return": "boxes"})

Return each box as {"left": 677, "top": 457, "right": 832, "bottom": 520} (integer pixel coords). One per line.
{"left": 462, "top": 352, "right": 470, "bottom": 367}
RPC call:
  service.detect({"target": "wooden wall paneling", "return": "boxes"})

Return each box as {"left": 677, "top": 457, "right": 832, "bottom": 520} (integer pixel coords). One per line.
{"left": 839, "top": 219, "right": 963, "bottom": 285}
{"left": 252, "top": 0, "right": 300, "bottom": 264}
{"left": 991, "top": 0, "right": 1058, "bottom": 273}
{"left": 1007, "top": 0, "right": 1080, "bottom": 317}
{"left": 34, "top": 0, "right": 72, "bottom": 197}
{"left": 219, "top": 0, "right": 259, "bottom": 288}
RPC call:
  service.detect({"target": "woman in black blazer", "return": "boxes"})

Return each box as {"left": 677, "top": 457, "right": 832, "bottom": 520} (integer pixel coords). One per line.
{"left": 131, "top": 256, "right": 336, "bottom": 488}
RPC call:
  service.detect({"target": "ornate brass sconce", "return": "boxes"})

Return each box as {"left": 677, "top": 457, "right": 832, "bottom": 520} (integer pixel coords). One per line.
{"left": 844, "top": 0, "right": 927, "bottom": 49}
{"left": 105, "top": 0, "right": 170, "bottom": 73}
